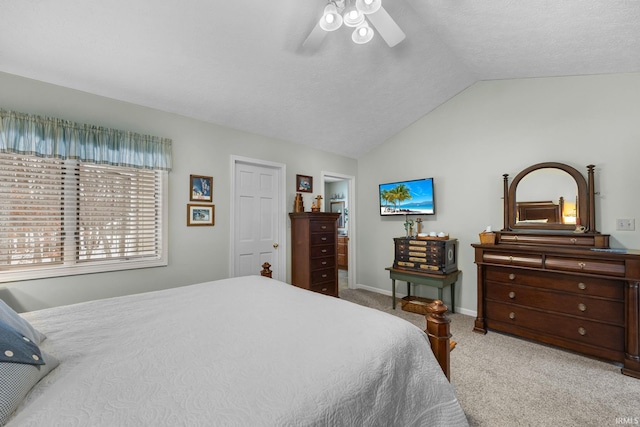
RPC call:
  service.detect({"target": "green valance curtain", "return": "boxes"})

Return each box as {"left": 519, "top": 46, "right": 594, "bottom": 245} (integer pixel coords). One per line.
{"left": 0, "top": 110, "right": 172, "bottom": 171}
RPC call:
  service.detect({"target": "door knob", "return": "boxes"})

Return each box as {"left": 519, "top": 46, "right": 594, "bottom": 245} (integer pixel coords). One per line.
{"left": 273, "top": 243, "right": 279, "bottom": 248}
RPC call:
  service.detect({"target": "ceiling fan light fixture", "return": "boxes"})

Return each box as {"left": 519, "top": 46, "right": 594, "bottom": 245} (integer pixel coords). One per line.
{"left": 343, "top": 2, "right": 365, "bottom": 27}
{"left": 352, "top": 21, "right": 374, "bottom": 44}
{"left": 355, "top": 0, "right": 381, "bottom": 15}
{"left": 319, "top": 3, "right": 343, "bottom": 31}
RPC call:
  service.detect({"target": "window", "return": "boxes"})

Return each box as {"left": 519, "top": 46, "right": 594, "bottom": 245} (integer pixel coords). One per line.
{"left": 0, "top": 153, "right": 167, "bottom": 282}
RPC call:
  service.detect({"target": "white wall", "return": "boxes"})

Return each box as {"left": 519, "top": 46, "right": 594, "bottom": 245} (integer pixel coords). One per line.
{"left": 356, "top": 73, "right": 640, "bottom": 315}
{"left": 0, "top": 72, "right": 357, "bottom": 311}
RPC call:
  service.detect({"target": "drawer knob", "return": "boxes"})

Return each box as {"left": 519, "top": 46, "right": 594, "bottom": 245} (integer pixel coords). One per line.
{"left": 321, "top": 237, "right": 327, "bottom": 241}
{"left": 514, "top": 235, "right": 519, "bottom": 241}
{"left": 321, "top": 274, "right": 327, "bottom": 278}
{"left": 322, "top": 287, "right": 328, "bottom": 292}
{"left": 578, "top": 262, "right": 586, "bottom": 269}
{"left": 509, "top": 291, "right": 516, "bottom": 299}
{"left": 508, "top": 256, "right": 514, "bottom": 263}
{"left": 509, "top": 312, "right": 516, "bottom": 320}
{"left": 321, "top": 225, "right": 327, "bottom": 229}
{"left": 578, "top": 282, "right": 586, "bottom": 290}
{"left": 578, "top": 327, "right": 586, "bottom": 336}
{"left": 570, "top": 238, "right": 577, "bottom": 244}
{"left": 321, "top": 249, "right": 327, "bottom": 253}
{"left": 322, "top": 261, "right": 327, "bottom": 265}
{"left": 578, "top": 303, "right": 587, "bottom": 312}
{"left": 508, "top": 273, "right": 516, "bottom": 280}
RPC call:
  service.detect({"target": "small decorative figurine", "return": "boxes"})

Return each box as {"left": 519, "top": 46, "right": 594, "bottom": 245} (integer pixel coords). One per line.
{"left": 403, "top": 219, "right": 414, "bottom": 237}
{"left": 311, "top": 195, "right": 322, "bottom": 212}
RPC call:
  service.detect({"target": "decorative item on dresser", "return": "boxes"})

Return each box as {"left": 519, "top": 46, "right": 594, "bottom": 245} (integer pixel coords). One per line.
{"left": 393, "top": 236, "right": 458, "bottom": 274}
{"left": 472, "top": 162, "right": 640, "bottom": 378}
{"left": 289, "top": 212, "right": 341, "bottom": 297}
{"left": 389, "top": 236, "right": 460, "bottom": 313}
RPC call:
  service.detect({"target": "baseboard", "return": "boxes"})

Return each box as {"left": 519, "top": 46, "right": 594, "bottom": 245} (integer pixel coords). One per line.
{"left": 354, "top": 283, "right": 403, "bottom": 297}
{"left": 353, "top": 283, "right": 477, "bottom": 317}
{"left": 456, "top": 307, "right": 477, "bottom": 317}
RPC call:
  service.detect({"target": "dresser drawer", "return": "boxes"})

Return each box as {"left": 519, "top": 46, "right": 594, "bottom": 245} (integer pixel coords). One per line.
{"left": 408, "top": 245, "right": 441, "bottom": 254}
{"left": 485, "top": 282, "right": 624, "bottom": 324}
{"left": 310, "top": 232, "right": 335, "bottom": 245}
{"left": 310, "top": 244, "right": 334, "bottom": 258}
{"left": 499, "top": 233, "right": 597, "bottom": 246}
{"left": 486, "top": 301, "right": 624, "bottom": 352}
{"left": 310, "top": 267, "right": 335, "bottom": 284}
{"left": 310, "top": 282, "right": 337, "bottom": 296}
{"left": 545, "top": 256, "right": 625, "bottom": 276}
{"left": 310, "top": 256, "right": 335, "bottom": 270}
{"left": 482, "top": 252, "right": 543, "bottom": 268}
{"left": 485, "top": 266, "right": 624, "bottom": 300}
{"left": 310, "top": 221, "right": 335, "bottom": 232}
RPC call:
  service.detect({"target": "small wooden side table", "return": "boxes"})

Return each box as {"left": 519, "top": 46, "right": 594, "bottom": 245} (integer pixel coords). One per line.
{"left": 386, "top": 267, "right": 461, "bottom": 313}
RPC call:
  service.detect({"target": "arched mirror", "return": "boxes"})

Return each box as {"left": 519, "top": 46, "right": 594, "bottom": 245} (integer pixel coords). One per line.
{"left": 504, "top": 162, "right": 595, "bottom": 232}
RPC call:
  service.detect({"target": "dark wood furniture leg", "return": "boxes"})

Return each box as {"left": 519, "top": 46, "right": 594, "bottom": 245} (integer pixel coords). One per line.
{"left": 425, "top": 300, "right": 452, "bottom": 381}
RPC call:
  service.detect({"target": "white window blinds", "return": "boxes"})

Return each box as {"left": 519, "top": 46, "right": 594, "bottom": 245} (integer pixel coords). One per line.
{"left": 0, "top": 153, "right": 167, "bottom": 281}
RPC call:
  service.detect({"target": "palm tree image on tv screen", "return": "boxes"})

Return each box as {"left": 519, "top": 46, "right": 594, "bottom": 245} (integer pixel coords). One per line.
{"left": 379, "top": 178, "right": 435, "bottom": 216}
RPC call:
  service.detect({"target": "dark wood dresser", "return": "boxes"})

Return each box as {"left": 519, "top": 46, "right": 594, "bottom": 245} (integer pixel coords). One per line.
{"left": 474, "top": 162, "right": 640, "bottom": 378}
{"left": 473, "top": 235, "right": 640, "bottom": 378}
{"left": 289, "top": 212, "right": 340, "bottom": 297}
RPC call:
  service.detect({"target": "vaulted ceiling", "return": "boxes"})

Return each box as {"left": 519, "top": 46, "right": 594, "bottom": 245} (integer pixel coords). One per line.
{"left": 1, "top": 1, "right": 639, "bottom": 158}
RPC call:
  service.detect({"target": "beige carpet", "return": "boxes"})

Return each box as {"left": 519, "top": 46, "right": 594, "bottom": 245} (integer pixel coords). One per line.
{"left": 339, "top": 288, "right": 640, "bottom": 427}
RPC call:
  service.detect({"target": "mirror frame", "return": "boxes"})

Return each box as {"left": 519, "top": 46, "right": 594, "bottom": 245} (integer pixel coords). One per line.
{"left": 504, "top": 162, "right": 595, "bottom": 232}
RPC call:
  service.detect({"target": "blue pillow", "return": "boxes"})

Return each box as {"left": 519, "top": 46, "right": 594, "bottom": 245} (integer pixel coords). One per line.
{"left": 0, "top": 319, "right": 58, "bottom": 426}
{"left": 0, "top": 319, "right": 44, "bottom": 366}
{"left": 0, "top": 300, "right": 46, "bottom": 344}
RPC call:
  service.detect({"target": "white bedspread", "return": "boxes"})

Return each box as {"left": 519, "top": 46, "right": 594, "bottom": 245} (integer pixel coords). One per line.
{"left": 11, "top": 276, "right": 467, "bottom": 426}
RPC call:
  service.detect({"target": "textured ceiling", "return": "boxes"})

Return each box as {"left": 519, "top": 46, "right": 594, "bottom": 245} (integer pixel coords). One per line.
{"left": 1, "top": 0, "right": 639, "bottom": 159}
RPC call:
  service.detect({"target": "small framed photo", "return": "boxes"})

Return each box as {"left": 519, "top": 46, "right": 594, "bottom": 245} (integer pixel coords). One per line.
{"left": 296, "top": 174, "right": 313, "bottom": 193}
{"left": 190, "top": 175, "right": 213, "bottom": 202}
{"left": 187, "top": 204, "right": 215, "bottom": 226}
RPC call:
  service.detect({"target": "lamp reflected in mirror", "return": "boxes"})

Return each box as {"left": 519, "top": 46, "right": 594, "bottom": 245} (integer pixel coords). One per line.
{"left": 562, "top": 200, "right": 577, "bottom": 225}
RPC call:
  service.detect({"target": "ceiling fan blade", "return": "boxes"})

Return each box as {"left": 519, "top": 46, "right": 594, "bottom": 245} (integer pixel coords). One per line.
{"left": 366, "top": 6, "right": 405, "bottom": 47}
{"left": 302, "top": 22, "right": 327, "bottom": 50}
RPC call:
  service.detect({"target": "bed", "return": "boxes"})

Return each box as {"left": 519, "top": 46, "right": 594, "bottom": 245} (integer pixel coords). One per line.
{"left": 2, "top": 275, "right": 467, "bottom": 426}
{"left": 516, "top": 198, "right": 564, "bottom": 224}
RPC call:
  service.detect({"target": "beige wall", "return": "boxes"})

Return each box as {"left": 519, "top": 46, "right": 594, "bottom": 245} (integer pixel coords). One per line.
{"left": 356, "top": 73, "right": 640, "bottom": 315}
{"left": 0, "top": 72, "right": 357, "bottom": 311}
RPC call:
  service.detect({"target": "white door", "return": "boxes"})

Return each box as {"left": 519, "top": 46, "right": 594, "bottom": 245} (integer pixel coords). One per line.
{"left": 231, "top": 157, "right": 285, "bottom": 280}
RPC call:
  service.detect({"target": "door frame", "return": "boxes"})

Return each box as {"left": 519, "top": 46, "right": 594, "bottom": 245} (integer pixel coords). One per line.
{"left": 321, "top": 171, "right": 356, "bottom": 289}
{"left": 230, "top": 155, "right": 287, "bottom": 282}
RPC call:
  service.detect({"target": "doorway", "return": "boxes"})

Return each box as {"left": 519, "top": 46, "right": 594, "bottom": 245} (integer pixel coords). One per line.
{"left": 321, "top": 171, "right": 355, "bottom": 291}
{"left": 230, "top": 156, "right": 286, "bottom": 281}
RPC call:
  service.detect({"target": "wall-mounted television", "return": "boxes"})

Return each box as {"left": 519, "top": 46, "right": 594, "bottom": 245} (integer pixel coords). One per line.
{"left": 379, "top": 178, "right": 435, "bottom": 216}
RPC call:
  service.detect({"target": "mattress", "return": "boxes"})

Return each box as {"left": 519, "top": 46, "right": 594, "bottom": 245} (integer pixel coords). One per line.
{"left": 9, "top": 275, "right": 467, "bottom": 426}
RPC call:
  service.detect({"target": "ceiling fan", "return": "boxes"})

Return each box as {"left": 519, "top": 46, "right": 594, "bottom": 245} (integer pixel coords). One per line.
{"left": 303, "top": 0, "right": 406, "bottom": 49}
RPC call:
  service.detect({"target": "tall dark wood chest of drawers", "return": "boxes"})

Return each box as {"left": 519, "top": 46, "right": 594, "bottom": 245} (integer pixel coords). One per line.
{"left": 473, "top": 231, "right": 640, "bottom": 379}
{"left": 393, "top": 237, "right": 458, "bottom": 274}
{"left": 289, "top": 212, "right": 340, "bottom": 297}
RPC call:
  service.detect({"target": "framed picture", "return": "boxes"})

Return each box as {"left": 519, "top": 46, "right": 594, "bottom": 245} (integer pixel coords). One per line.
{"left": 296, "top": 174, "right": 313, "bottom": 193}
{"left": 190, "top": 175, "right": 213, "bottom": 202}
{"left": 187, "top": 204, "right": 215, "bottom": 226}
